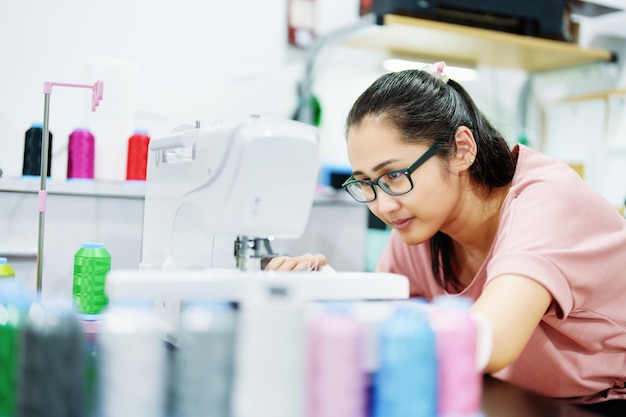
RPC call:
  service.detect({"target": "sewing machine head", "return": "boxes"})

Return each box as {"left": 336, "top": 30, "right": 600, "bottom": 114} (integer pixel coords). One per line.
{"left": 140, "top": 115, "right": 320, "bottom": 271}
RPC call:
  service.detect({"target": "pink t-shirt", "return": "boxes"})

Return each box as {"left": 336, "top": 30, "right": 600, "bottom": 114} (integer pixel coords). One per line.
{"left": 376, "top": 144, "right": 626, "bottom": 404}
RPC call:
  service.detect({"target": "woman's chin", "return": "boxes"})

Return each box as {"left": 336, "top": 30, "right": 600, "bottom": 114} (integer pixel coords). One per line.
{"left": 395, "top": 228, "right": 431, "bottom": 246}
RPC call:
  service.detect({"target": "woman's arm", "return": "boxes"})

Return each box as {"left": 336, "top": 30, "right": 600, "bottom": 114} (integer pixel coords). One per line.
{"left": 472, "top": 274, "right": 552, "bottom": 374}
{"left": 266, "top": 256, "right": 551, "bottom": 374}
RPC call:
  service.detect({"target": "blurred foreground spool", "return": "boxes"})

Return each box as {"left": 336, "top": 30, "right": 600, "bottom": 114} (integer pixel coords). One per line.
{"left": 99, "top": 303, "right": 167, "bottom": 417}
{"left": 373, "top": 304, "right": 438, "bottom": 417}
{"left": 175, "top": 302, "right": 237, "bottom": 417}
{"left": 16, "top": 301, "right": 85, "bottom": 417}
{"left": 0, "top": 281, "right": 29, "bottom": 417}
{"left": 308, "top": 305, "right": 367, "bottom": 417}
{"left": 431, "top": 296, "right": 482, "bottom": 417}
{"left": 232, "top": 296, "right": 307, "bottom": 417}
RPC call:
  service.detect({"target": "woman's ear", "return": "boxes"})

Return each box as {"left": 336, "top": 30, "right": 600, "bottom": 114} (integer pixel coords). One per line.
{"left": 450, "top": 126, "right": 477, "bottom": 173}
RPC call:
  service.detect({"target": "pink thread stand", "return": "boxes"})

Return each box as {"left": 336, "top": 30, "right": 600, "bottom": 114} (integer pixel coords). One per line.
{"left": 36, "top": 80, "right": 104, "bottom": 294}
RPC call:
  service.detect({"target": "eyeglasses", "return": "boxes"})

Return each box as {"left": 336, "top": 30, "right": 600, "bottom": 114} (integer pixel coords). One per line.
{"left": 341, "top": 142, "right": 442, "bottom": 203}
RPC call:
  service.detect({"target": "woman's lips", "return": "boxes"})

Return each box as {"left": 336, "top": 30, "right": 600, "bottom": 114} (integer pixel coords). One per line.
{"left": 391, "top": 217, "right": 413, "bottom": 231}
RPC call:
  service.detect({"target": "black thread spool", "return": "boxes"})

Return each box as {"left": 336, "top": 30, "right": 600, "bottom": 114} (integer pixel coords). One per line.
{"left": 22, "top": 123, "right": 53, "bottom": 177}
{"left": 16, "top": 302, "right": 85, "bottom": 417}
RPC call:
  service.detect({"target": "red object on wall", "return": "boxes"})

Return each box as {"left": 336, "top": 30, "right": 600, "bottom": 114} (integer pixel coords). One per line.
{"left": 288, "top": 0, "right": 316, "bottom": 48}
{"left": 360, "top": 0, "right": 373, "bottom": 15}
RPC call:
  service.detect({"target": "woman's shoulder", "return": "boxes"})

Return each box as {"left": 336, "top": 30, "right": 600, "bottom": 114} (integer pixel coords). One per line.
{"left": 509, "top": 144, "right": 602, "bottom": 207}
{"left": 500, "top": 144, "right": 624, "bottom": 241}
{"left": 512, "top": 144, "right": 581, "bottom": 186}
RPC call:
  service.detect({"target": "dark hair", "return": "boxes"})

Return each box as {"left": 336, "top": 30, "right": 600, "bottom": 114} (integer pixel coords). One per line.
{"left": 346, "top": 69, "right": 516, "bottom": 292}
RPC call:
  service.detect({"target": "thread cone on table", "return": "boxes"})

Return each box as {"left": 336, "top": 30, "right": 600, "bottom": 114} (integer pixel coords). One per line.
{"left": 0, "top": 257, "right": 15, "bottom": 278}
{"left": 23, "top": 123, "right": 53, "bottom": 177}
{"left": 73, "top": 243, "right": 111, "bottom": 315}
{"left": 126, "top": 131, "right": 151, "bottom": 181}
{"left": 67, "top": 128, "right": 95, "bottom": 180}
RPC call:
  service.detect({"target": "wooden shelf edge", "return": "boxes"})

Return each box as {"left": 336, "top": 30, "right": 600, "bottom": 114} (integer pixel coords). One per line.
{"left": 340, "top": 14, "right": 614, "bottom": 72}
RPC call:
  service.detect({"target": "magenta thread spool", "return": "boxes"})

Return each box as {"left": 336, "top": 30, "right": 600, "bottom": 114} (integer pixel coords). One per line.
{"left": 308, "top": 304, "right": 367, "bottom": 417}
{"left": 67, "top": 128, "right": 95, "bottom": 179}
{"left": 431, "top": 296, "right": 482, "bottom": 417}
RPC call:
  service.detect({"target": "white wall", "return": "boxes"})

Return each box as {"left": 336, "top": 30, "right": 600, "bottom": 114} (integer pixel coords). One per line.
{"left": 0, "top": 0, "right": 301, "bottom": 181}
{"left": 2, "top": 1, "right": 625, "bottom": 200}
{"left": 527, "top": 10, "right": 626, "bottom": 207}
{"left": 0, "top": 0, "right": 540, "bottom": 183}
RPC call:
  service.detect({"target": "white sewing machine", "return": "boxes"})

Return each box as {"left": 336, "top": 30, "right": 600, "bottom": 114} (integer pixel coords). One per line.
{"left": 106, "top": 116, "right": 408, "bottom": 335}
{"left": 138, "top": 115, "right": 321, "bottom": 271}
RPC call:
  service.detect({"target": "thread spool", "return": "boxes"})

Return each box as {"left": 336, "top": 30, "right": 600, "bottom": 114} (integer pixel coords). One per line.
{"left": 0, "top": 307, "right": 20, "bottom": 417}
{"left": 308, "top": 304, "right": 367, "bottom": 417}
{"left": 67, "top": 128, "right": 95, "bottom": 180}
{"left": 232, "top": 296, "right": 307, "bottom": 417}
{"left": 0, "top": 280, "right": 29, "bottom": 417}
{"left": 126, "top": 130, "right": 150, "bottom": 181}
{"left": 72, "top": 242, "right": 111, "bottom": 315}
{"left": 16, "top": 301, "right": 85, "bottom": 417}
{"left": 99, "top": 302, "right": 167, "bottom": 417}
{"left": 349, "top": 301, "right": 396, "bottom": 414}
{"left": 175, "top": 301, "right": 237, "bottom": 417}
{"left": 431, "top": 296, "right": 482, "bottom": 417}
{"left": 373, "top": 304, "right": 438, "bottom": 417}
{"left": 0, "top": 257, "right": 15, "bottom": 278}
{"left": 22, "top": 123, "right": 53, "bottom": 177}
{"left": 80, "top": 317, "right": 101, "bottom": 417}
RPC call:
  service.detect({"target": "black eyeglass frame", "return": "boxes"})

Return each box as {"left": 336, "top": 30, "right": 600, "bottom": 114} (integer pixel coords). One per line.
{"left": 341, "top": 141, "right": 443, "bottom": 203}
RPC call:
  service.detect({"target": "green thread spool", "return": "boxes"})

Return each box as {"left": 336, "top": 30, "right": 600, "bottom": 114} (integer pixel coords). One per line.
{"left": 73, "top": 243, "right": 111, "bottom": 315}
{"left": 0, "top": 304, "right": 21, "bottom": 416}
{"left": 0, "top": 257, "right": 15, "bottom": 279}
{"left": 0, "top": 281, "right": 27, "bottom": 417}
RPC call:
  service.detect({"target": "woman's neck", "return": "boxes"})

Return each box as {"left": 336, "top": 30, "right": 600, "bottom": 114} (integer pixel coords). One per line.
{"left": 449, "top": 183, "right": 511, "bottom": 287}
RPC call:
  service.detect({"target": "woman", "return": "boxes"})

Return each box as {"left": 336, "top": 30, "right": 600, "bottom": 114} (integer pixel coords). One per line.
{"left": 267, "top": 63, "right": 626, "bottom": 413}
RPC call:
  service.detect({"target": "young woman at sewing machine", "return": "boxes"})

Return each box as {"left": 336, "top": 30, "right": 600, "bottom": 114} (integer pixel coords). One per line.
{"left": 266, "top": 63, "right": 626, "bottom": 414}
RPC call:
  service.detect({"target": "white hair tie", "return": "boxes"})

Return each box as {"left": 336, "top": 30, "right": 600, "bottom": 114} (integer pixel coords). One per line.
{"left": 422, "top": 61, "right": 449, "bottom": 84}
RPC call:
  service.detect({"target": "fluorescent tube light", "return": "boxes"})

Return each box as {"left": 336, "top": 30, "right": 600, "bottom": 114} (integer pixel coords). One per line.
{"left": 382, "top": 58, "right": 478, "bottom": 81}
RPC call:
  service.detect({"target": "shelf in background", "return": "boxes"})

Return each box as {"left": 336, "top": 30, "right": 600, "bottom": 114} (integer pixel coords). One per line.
{"left": 0, "top": 177, "right": 146, "bottom": 199}
{"left": 0, "top": 177, "right": 361, "bottom": 205}
{"left": 341, "top": 14, "right": 615, "bottom": 72}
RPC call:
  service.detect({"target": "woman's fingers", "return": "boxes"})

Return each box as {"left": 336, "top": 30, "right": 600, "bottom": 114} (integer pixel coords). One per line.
{"left": 265, "top": 254, "right": 329, "bottom": 271}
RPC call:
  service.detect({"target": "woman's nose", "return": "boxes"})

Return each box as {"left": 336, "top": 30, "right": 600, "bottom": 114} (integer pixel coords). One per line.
{"left": 371, "top": 189, "right": 400, "bottom": 215}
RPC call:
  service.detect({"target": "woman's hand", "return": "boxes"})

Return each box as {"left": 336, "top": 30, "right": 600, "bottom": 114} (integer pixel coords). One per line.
{"left": 264, "top": 253, "right": 329, "bottom": 271}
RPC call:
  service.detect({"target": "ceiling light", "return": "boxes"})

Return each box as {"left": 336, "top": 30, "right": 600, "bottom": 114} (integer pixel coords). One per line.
{"left": 382, "top": 58, "right": 478, "bottom": 81}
